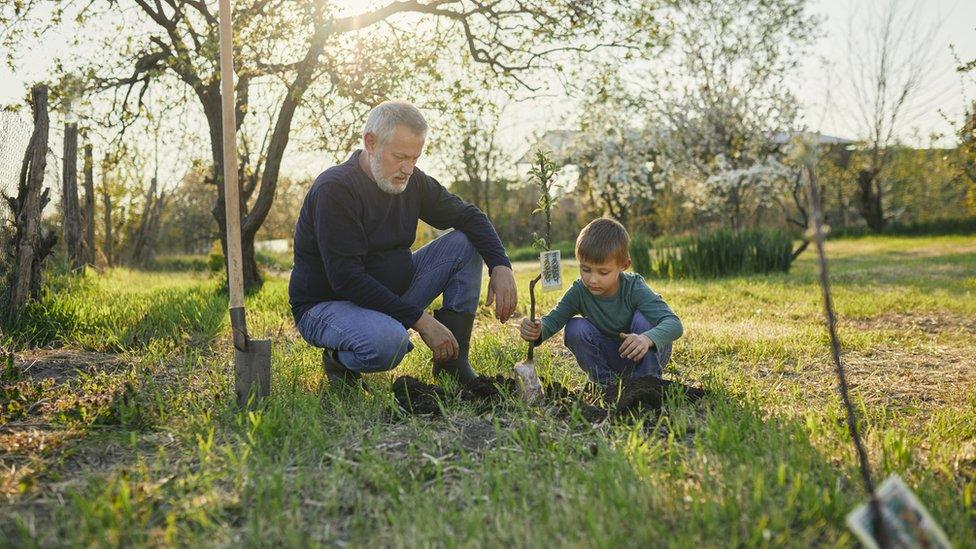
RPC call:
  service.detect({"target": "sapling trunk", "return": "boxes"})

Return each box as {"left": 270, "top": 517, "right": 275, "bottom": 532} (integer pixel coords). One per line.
{"left": 526, "top": 274, "right": 541, "bottom": 362}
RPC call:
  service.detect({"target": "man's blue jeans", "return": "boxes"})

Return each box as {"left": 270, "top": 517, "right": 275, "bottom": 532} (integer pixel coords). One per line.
{"left": 564, "top": 312, "right": 673, "bottom": 385}
{"left": 297, "top": 230, "right": 483, "bottom": 373}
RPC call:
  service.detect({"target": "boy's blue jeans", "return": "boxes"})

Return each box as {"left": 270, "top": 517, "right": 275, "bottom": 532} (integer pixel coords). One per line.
{"left": 296, "top": 230, "right": 483, "bottom": 373}
{"left": 564, "top": 312, "right": 673, "bottom": 385}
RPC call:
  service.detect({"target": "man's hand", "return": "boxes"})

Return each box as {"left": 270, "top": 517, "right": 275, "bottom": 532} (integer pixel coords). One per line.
{"left": 520, "top": 318, "right": 541, "bottom": 342}
{"left": 486, "top": 265, "right": 517, "bottom": 323}
{"left": 618, "top": 332, "right": 655, "bottom": 362}
{"left": 414, "top": 313, "right": 459, "bottom": 362}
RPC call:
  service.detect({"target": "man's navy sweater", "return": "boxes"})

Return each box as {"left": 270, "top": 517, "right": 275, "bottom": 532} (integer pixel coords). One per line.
{"left": 289, "top": 150, "right": 511, "bottom": 328}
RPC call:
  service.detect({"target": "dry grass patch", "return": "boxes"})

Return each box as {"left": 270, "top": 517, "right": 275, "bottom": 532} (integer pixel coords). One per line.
{"left": 11, "top": 349, "right": 122, "bottom": 384}
{"left": 848, "top": 311, "right": 976, "bottom": 335}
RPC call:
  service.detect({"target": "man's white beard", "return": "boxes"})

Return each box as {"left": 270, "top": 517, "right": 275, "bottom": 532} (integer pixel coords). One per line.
{"left": 369, "top": 151, "right": 409, "bottom": 195}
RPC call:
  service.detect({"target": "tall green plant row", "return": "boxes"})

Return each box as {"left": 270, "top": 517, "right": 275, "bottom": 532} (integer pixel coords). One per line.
{"left": 629, "top": 233, "right": 653, "bottom": 277}
{"left": 632, "top": 228, "right": 794, "bottom": 279}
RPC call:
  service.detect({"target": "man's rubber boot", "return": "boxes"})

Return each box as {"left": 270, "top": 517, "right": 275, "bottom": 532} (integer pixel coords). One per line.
{"left": 431, "top": 309, "right": 478, "bottom": 385}
{"left": 322, "top": 349, "right": 370, "bottom": 393}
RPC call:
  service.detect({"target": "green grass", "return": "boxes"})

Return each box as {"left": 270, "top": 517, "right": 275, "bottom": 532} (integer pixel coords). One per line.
{"left": 2, "top": 235, "right": 975, "bottom": 546}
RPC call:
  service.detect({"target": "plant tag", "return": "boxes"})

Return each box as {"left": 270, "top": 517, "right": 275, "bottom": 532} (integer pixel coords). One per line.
{"left": 846, "top": 474, "right": 951, "bottom": 549}
{"left": 540, "top": 250, "right": 562, "bottom": 291}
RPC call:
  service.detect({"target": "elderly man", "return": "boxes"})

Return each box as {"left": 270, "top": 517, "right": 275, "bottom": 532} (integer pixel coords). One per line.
{"left": 289, "top": 100, "right": 517, "bottom": 388}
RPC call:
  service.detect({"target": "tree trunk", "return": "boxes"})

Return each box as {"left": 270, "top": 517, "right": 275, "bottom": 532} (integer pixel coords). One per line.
{"left": 484, "top": 179, "right": 491, "bottom": 219}
{"left": 856, "top": 169, "right": 885, "bottom": 232}
{"left": 83, "top": 143, "right": 95, "bottom": 265}
{"left": 241, "top": 226, "right": 259, "bottom": 289}
{"left": 837, "top": 183, "right": 847, "bottom": 230}
{"left": 143, "top": 191, "right": 168, "bottom": 263}
{"left": 790, "top": 239, "right": 809, "bottom": 261}
{"left": 101, "top": 154, "right": 113, "bottom": 267}
{"left": 132, "top": 180, "right": 167, "bottom": 267}
{"left": 200, "top": 88, "right": 260, "bottom": 290}
{"left": 729, "top": 178, "right": 744, "bottom": 232}
{"left": 62, "top": 123, "right": 84, "bottom": 270}
{"left": 130, "top": 176, "right": 157, "bottom": 265}
{"left": 4, "top": 85, "right": 55, "bottom": 323}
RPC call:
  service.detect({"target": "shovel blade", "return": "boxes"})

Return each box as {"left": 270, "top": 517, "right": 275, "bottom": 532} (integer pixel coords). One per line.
{"left": 514, "top": 361, "right": 544, "bottom": 404}
{"left": 235, "top": 338, "right": 272, "bottom": 408}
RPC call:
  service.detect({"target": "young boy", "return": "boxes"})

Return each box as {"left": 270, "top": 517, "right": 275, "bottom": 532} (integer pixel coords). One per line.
{"left": 520, "top": 218, "right": 683, "bottom": 388}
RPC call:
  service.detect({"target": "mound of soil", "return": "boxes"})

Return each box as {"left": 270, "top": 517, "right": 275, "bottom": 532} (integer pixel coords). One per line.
{"left": 459, "top": 374, "right": 521, "bottom": 403}
{"left": 392, "top": 373, "right": 705, "bottom": 423}
{"left": 613, "top": 377, "right": 707, "bottom": 417}
{"left": 392, "top": 376, "right": 446, "bottom": 416}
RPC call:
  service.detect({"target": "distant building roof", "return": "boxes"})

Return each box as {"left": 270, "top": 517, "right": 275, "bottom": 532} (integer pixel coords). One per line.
{"left": 516, "top": 130, "right": 578, "bottom": 164}
{"left": 517, "top": 129, "right": 857, "bottom": 164}
{"left": 769, "top": 131, "right": 857, "bottom": 146}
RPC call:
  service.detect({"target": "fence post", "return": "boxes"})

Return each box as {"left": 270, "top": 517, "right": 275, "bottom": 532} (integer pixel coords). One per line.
{"left": 83, "top": 143, "right": 95, "bottom": 266}
{"left": 62, "top": 122, "right": 83, "bottom": 270}
{"left": 4, "top": 85, "right": 55, "bottom": 323}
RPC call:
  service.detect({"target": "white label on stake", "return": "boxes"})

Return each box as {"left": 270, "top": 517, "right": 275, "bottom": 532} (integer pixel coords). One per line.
{"left": 846, "top": 474, "right": 951, "bottom": 549}
{"left": 540, "top": 250, "right": 562, "bottom": 291}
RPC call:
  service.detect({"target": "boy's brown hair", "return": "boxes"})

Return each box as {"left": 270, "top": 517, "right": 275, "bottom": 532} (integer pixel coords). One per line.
{"left": 575, "top": 217, "right": 630, "bottom": 265}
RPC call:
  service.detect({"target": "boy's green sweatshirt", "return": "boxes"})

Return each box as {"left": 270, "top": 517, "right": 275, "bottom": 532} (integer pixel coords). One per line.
{"left": 537, "top": 272, "right": 683, "bottom": 348}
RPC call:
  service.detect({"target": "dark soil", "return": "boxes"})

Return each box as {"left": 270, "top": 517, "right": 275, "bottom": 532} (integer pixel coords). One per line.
{"left": 391, "top": 374, "right": 706, "bottom": 424}
{"left": 392, "top": 376, "right": 446, "bottom": 416}
{"left": 575, "top": 403, "right": 610, "bottom": 423}
{"left": 613, "top": 377, "right": 707, "bottom": 418}
{"left": 459, "top": 374, "right": 520, "bottom": 403}
{"left": 543, "top": 380, "right": 608, "bottom": 423}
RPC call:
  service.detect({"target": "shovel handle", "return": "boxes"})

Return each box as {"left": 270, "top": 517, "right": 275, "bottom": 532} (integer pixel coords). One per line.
{"left": 527, "top": 274, "right": 540, "bottom": 361}
{"left": 218, "top": 0, "right": 249, "bottom": 351}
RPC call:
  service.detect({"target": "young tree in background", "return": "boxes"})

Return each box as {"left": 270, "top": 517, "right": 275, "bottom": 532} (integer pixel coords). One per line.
{"left": 843, "top": 0, "right": 942, "bottom": 232}
{"left": 649, "top": 0, "right": 817, "bottom": 231}
{"left": 568, "top": 73, "right": 659, "bottom": 227}
{"left": 952, "top": 51, "right": 976, "bottom": 215}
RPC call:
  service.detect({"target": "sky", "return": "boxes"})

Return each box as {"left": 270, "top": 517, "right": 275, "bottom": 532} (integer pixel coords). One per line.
{"left": 496, "top": 0, "right": 976, "bottom": 154}
{"left": 1, "top": 0, "right": 974, "bottom": 188}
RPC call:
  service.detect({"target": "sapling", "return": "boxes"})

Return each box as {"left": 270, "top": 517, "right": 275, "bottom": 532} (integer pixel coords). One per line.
{"left": 514, "top": 149, "right": 561, "bottom": 403}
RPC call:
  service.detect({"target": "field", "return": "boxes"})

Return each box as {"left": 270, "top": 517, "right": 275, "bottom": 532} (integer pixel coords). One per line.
{"left": 2, "top": 235, "right": 975, "bottom": 546}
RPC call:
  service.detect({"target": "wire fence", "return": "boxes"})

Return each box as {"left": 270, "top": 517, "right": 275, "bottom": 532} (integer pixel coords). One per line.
{"left": 0, "top": 110, "right": 35, "bottom": 206}
{"left": 0, "top": 109, "right": 65, "bottom": 224}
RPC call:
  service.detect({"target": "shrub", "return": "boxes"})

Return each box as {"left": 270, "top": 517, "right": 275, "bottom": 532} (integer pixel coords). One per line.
{"left": 147, "top": 255, "right": 210, "bottom": 272}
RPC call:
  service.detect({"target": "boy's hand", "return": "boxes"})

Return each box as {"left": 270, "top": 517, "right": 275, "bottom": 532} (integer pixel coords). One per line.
{"left": 618, "top": 332, "right": 654, "bottom": 362}
{"left": 520, "top": 318, "right": 542, "bottom": 342}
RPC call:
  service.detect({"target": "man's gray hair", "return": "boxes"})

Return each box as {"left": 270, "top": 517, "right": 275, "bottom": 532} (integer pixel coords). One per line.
{"left": 363, "top": 100, "right": 428, "bottom": 147}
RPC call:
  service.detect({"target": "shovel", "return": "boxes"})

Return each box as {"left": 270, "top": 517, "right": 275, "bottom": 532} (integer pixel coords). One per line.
{"left": 514, "top": 275, "right": 544, "bottom": 403}
{"left": 218, "top": 0, "right": 271, "bottom": 408}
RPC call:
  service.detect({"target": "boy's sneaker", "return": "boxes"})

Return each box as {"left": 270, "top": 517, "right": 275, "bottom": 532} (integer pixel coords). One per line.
{"left": 322, "top": 349, "right": 370, "bottom": 393}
